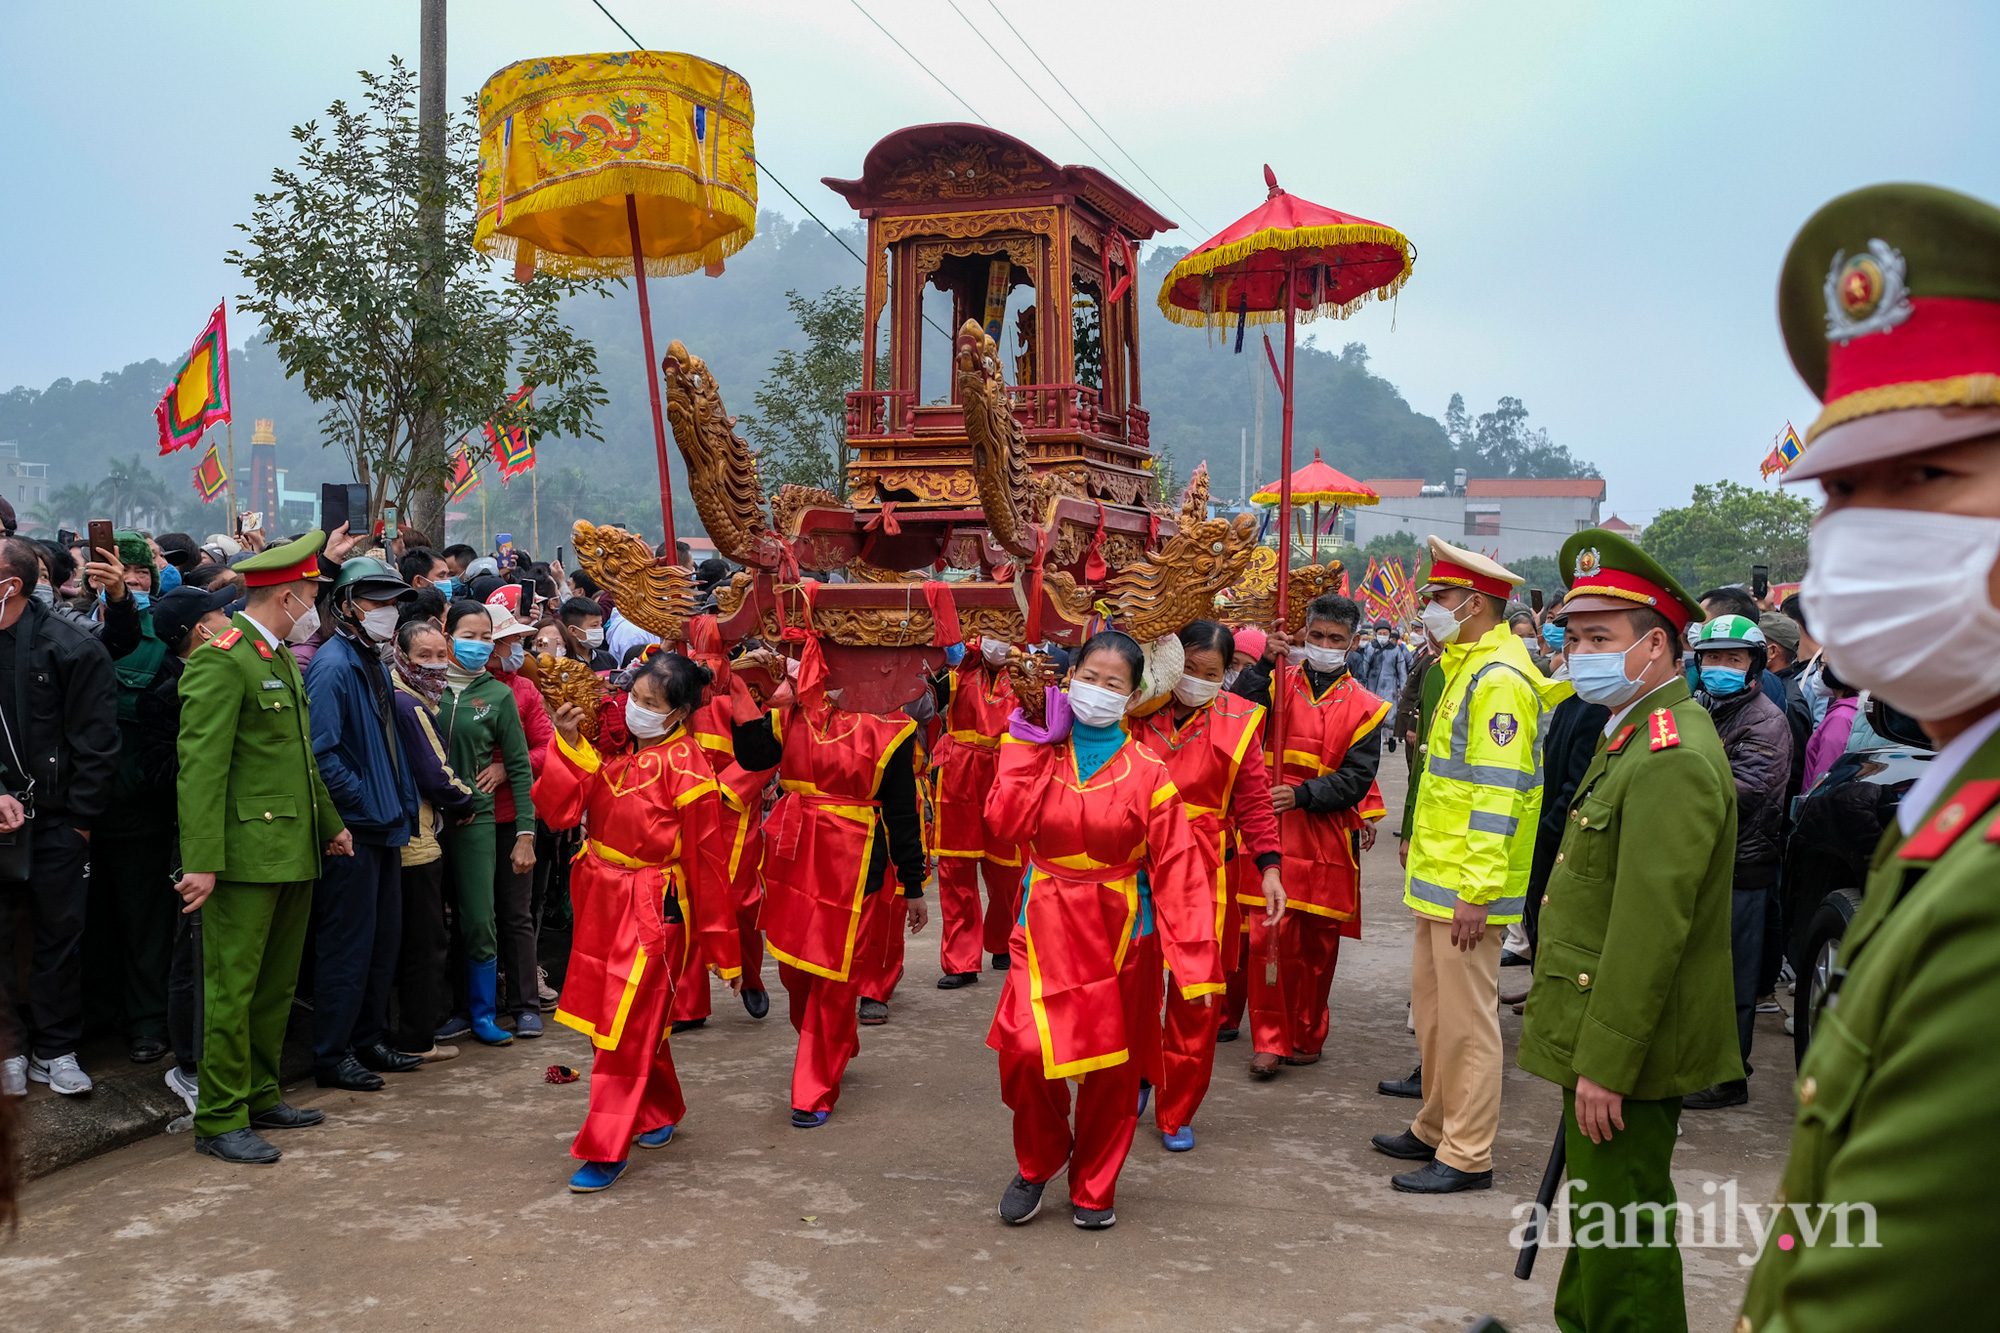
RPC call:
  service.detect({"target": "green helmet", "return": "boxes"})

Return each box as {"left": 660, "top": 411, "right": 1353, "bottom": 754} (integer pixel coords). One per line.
{"left": 1691, "top": 614, "right": 1766, "bottom": 652}
{"left": 328, "top": 556, "right": 415, "bottom": 603}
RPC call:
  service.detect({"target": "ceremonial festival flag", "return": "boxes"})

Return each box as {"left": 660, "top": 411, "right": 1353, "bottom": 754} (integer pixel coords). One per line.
{"left": 191, "top": 443, "right": 228, "bottom": 502}
{"left": 1359, "top": 557, "right": 1398, "bottom": 624}
{"left": 1760, "top": 421, "right": 1804, "bottom": 479}
{"left": 448, "top": 444, "right": 481, "bottom": 503}
{"left": 484, "top": 386, "right": 535, "bottom": 480}
{"left": 155, "top": 303, "right": 232, "bottom": 455}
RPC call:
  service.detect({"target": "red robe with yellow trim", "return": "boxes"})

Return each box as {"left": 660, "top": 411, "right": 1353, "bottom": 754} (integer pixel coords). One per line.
{"left": 690, "top": 695, "right": 778, "bottom": 911}
{"left": 759, "top": 701, "right": 919, "bottom": 983}
{"left": 932, "top": 659, "right": 1021, "bottom": 865}
{"left": 1263, "top": 665, "right": 1390, "bottom": 932}
{"left": 534, "top": 729, "right": 738, "bottom": 1050}
{"left": 983, "top": 734, "right": 1222, "bottom": 1078}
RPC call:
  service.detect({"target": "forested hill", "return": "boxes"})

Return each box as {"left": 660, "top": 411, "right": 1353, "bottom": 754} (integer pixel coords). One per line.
{"left": 0, "top": 214, "right": 1591, "bottom": 536}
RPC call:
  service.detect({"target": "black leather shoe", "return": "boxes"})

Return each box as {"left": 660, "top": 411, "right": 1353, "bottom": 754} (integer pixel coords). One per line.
{"left": 741, "top": 987, "right": 770, "bottom": 1020}
{"left": 858, "top": 998, "right": 890, "bottom": 1025}
{"left": 1378, "top": 1064, "right": 1423, "bottom": 1099}
{"left": 128, "top": 1037, "right": 170, "bottom": 1064}
{"left": 314, "top": 1056, "right": 385, "bottom": 1092}
{"left": 195, "top": 1127, "right": 281, "bottom": 1164}
{"left": 671, "top": 1018, "right": 707, "bottom": 1034}
{"left": 1392, "top": 1159, "right": 1492, "bottom": 1193}
{"left": 1370, "top": 1129, "right": 1438, "bottom": 1160}
{"left": 1215, "top": 1027, "right": 1240, "bottom": 1043}
{"left": 250, "top": 1102, "right": 326, "bottom": 1130}
{"left": 355, "top": 1042, "right": 423, "bottom": 1074}
{"left": 991, "top": 952, "right": 1011, "bottom": 971}
{"left": 1683, "top": 1079, "right": 1749, "bottom": 1110}
{"left": 937, "top": 971, "right": 980, "bottom": 990}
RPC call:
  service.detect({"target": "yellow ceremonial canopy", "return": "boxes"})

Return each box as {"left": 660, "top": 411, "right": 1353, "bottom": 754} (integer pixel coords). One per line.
{"left": 474, "top": 50, "right": 757, "bottom": 278}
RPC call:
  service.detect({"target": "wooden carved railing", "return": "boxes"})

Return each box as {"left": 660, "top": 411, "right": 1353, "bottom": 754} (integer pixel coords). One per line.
{"left": 845, "top": 390, "right": 915, "bottom": 438}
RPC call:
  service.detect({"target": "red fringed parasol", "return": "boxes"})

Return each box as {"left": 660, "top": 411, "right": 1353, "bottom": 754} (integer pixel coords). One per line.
{"left": 1251, "top": 450, "right": 1379, "bottom": 562}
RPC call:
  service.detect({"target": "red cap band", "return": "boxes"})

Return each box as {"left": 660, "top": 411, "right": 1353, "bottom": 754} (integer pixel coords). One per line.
{"left": 1565, "top": 568, "right": 1691, "bottom": 630}
{"left": 1426, "top": 558, "right": 1513, "bottom": 600}
{"left": 241, "top": 556, "right": 320, "bottom": 588}
{"left": 1825, "top": 297, "right": 2000, "bottom": 403}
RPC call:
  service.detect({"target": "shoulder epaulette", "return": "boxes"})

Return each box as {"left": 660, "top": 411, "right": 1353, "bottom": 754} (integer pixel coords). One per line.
{"left": 1607, "top": 723, "right": 1636, "bottom": 754}
{"left": 1902, "top": 777, "right": 2000, "bottom": 859}
{"left": 209, "top": 628, "right": 242, "bottom": 651}
{"left": 254, "top": 640, "right": 273, "bottom": 660}
{"left": 1648, "top": 708, "right": 1680, "bottom": 751}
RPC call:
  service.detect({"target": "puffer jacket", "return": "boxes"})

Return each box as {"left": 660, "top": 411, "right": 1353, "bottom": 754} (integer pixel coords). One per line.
{"left": 1702, "top": 679, "right": 1792, "bottom": 887}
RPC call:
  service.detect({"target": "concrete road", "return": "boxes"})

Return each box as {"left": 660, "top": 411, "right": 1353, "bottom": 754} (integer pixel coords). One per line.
{"left": 5, "top": 757, "right": 1794, "bottom": 1331}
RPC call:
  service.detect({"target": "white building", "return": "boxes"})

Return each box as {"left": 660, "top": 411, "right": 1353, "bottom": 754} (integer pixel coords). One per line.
{"left": 0, "top": 442, "right": 49, "bottom": 525}
{"left": 1353, "top": 475, "right": 1605, "bottom": 564}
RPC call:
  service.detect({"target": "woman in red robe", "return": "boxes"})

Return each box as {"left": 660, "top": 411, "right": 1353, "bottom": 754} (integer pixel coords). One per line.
{"left": 535, "top": 652, "right": 740, "bottom": 1193}
{"left": 985, "top": 631, "right": 1222, "bottom": 1230}
{"left": 1131, "top": 621, "right": 1285, "bottom": 1153}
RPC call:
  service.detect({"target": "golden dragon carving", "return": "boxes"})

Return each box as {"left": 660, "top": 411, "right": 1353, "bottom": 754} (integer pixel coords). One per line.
{"left": 661, "top": 341, "right": 772, "bottom": 566}
{"left": 532, "top": 654, "right": 606, "bottom": 743}
{"left": 571, "top": 520, "right": 697, "bottom": 640}
{"left": 1102, "top": 467, "right": 1258, "bottom": 641}
{"left": 956, "top": 319, "right": 1037, "bottom": 559}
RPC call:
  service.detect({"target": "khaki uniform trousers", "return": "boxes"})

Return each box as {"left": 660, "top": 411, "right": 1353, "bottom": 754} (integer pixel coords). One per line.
{"left": 1408, "top": 911, "right": 1503, "bottom": 1173}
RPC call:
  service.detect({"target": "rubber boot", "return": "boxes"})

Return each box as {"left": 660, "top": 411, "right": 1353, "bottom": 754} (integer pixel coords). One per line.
{"left": 469, "top": 959, "right": 514, "bottom": 1046}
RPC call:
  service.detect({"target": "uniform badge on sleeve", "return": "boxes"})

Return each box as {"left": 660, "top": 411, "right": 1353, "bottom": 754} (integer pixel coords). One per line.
{"left": 1488, "top": 712, "right": 1519, "bottom": 746}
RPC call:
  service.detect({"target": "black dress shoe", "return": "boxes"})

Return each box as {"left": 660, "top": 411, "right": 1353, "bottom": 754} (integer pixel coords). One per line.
{"left": 1370, "top": 1129, "right": 1438, "bottom": 1160}
{"left": 990, "top": 952, "right": 1011, "bottom": 971}
{"left": 195, "top": 1127, "right": 282, "bottom": 1164}
{"left": 1683, "top": 1079, "right": 1749, "bottom": 1110}
{"left": 355, "top": 1042, "right": 423, "bottom": 1074}
{"left": 671, "top": 1018, "right": 707, "bottom": 1034}
{"left": 1215, "top": 1027, "right": 1240, "bottom": 1043}
{"left": 1378, "top": 1064, "right": 1423, "bottom": 1099}
{"left": 250, "top": 1102, "right": 327, "bottom": 1130}
{"left": 1392, "top": 1159, "right": 1493, "bottom": 1193}
{"left": 128, "top": 1037, "right": 170, "bottom": 1064}
{"left": 936, "top": 971, "right": 980, "bottom": 990}
{"left": 741, "top": 987, "right": 770, "bottom": 1020}
{"left": 858, "top": 998, "right": 890, "bottom": 1025}
{"left": 314, "top": 1056, "right": 385, "bottom": 1092}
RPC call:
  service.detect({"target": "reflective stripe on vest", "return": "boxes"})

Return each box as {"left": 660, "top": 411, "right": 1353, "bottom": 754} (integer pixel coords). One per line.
{"left": 1409, "top": 874, "right": 1526, "bottom": 918}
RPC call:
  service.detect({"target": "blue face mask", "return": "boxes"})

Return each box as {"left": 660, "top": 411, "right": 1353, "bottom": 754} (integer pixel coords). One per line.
{"left": 452, "top": 637, "right": 494, "bottom": 670}
{"left": 158, "top": 563, "right": 182, "bottom": 593}
{"left": 132, "top": 590, "right": 151, "bottom": 610}
{"left": 1568, "top": 640, "right": 1649, "bottom": 708}
{"left": 435, "top": 577, "right": 456, "bottom": 601}
{"left": 1701, "top": 665, "right": 1749, "bottom": 696}
{"left": 1541, "top": 623, "right": 1564, "bottom": 650}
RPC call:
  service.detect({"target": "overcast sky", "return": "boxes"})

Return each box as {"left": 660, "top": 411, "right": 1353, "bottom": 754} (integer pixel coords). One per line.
{"left": 5, "top": 0, "right": 1994, "bottom": 520}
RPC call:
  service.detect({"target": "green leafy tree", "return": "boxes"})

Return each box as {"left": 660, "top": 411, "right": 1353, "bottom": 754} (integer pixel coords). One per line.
{"left": 742, "top": 286, "right": 889, "bottom": 494}
{"left": 229, "top": 58, "right": 608, "bottom": 539}
{"left": 1442, "top": 393, "right": 1598, "bottom": 479}
{"left": 1641, "top": 480, "right": 1816, "bottom": 592}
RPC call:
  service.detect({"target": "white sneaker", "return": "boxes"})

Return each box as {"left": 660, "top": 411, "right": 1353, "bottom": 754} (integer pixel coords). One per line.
{"left": 537, "top": 966, "right": 558, "bottom": 1011}
{"left": 28, "top": 1052, "right": 93, "bottom": 1095}
{"left": 1, "top": 1055, "right": 24, "bottom": 1097}
{"left": 165, "top": 1065, "right": 199, "bottom": 1115}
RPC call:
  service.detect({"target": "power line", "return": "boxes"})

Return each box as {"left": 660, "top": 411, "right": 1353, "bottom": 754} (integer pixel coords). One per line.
{"left": 983, "top": 0, "right": 1210, "bottom": 237}
{"left": 847, "top": 0, "right": 991, "bottom": 124}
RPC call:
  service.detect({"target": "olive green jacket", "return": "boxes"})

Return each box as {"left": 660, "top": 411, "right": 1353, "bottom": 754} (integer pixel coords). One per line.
{"left": 1740, "top": 729, "right": 2000, "bottom": 1333}
{"left": 1517, "top": 678, "right": 1742, "bottom": 1099}
{"left": 176, "top": 613, "right": 344, "bottom": 881}
{"left": 436, "top": 672, "right": 533, "bottom": 826}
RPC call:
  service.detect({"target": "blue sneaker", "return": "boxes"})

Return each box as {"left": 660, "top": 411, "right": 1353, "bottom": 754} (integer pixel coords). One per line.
{"left": 514, "top": 1011, "right": 543, "bottom": 1039}
{"left": 635, "top": 1124, "right": 675, "bottom": 1149}
{"left": 1136, "top": 1083, "right": 1152, "bottom": 1118}
{"left": 1163, "top": 1124, "right": 1196, "bottom": 1152}
{"left": 791, "top": 1109, "right": 830, "bottom": 1129}
{"left": 434, "top": 1014, "right": 472, "bottom": 1041}
{"left": 568, "top": 1159, "right": 627, "bottom": 1193}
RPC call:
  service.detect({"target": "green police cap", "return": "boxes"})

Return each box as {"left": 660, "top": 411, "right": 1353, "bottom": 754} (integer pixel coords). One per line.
{"left": 1554, "top": 529, "right": 1703, "bottom": 632}
{"left": 1778, "top": 183, "right": 2000, "bottom": 479}
{"left": 237, "top": 530, "right": 328, "bottom": 588}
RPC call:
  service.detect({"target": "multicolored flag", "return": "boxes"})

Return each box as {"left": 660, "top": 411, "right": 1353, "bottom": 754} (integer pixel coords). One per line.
{"left": 484, "top": 385, "right": 535, "bottom": 480}
{"left": 191, "top": 443, "right": 228, "bottom": 502}
{"left": 156, "top": 303, "right": 232, "bottom": 455}
{"left": 1760, "top": 421, "right": 1805, "bottom": 479}
{"left": 448, "top": 444, "right": 481, "bottom": 503}
{"left": 1359, "top": 557, "right": 1398, "bottom": 624}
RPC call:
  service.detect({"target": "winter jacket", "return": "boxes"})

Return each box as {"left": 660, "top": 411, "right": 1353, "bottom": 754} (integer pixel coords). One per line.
{"left": 1702, "top": 679, "right": 1792, "bottom": 887}
{"left": 303, "top": 632, "right": 419, "bottom": 846}
{"left": 101, "top": 609, "right": 181, "bottom": 842}
{"left": 1354, "top": 640, "right": 1414, "bottom": 701}
{"left": 389, "top": 672, "right": 476, "bottom": 866}
{"left": 1803, "top": 695, "right": 1861, "bottom": 793}
{"left": 437, "top": 672, "right": 533, "bottom": 827}
{"left": 488, "top": 664, "right": 553, "bottom": 825}
{"left": 0, "top": 599, "right": 120, "bottom": 828}
{"left": 1525, "top": 691, "right": 1610, "bottom": 944}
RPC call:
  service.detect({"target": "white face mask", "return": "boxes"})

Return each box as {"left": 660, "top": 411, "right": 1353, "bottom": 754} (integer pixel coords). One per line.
{"left": 284, "top": 598, "right": 320, "bottom": 645}
{"left": 360, "top": 605, "right": 399, "bottom": 644}
{"left": 1375, "top": 633, "right": 1390, "bottom": 645}
{"left": 1221, "top": 667, "right": 1242, "bottom": 690}
{"left": 584, "top": 627, "right": 605, "bottom": 649}
{"left": 1173, "top": 675, "right": 1222, "bottom": 707}
{"left": 1067, "top": 680, "right": 1131, "bottom": 727}
{"left": 1422, "top": 597, "right": 1470, "bottom": 645}
{"left": 980, "top": 636, "right": 1012, "bottom": 666}
{"left": 1802, "top": 507, "right": 2000, "bottom": 719}
{"left": 1288, "top": 644, "right": 1347, "bottom": 673}
{"left": 624, "top": 697, "right": 676, "bottom": 739}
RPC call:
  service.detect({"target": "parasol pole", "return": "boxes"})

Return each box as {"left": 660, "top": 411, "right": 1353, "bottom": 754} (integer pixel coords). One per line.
{"left": 1312, "top": 501, "right": 1320, "bottom": 563}
{"left": 625, "top": 193, "right": 680, "bottom": 558}
{"left": 1274, "top": 253, "right": 1296, "bottom": 764}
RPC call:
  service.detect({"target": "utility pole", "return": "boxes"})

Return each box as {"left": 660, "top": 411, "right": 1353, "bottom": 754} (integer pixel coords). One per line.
{"left": 410, "top": 0, "right": 449, "bottom": 544}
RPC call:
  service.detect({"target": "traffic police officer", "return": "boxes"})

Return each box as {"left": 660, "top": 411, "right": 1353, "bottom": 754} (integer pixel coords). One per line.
{"left": 174, "top": 531, "right": 351, "bottom": 1164}
{"left": 1739, "top": 185, "right": 2000, "bottom": 1330}
{"left": 1518, "top": 529, "right": 1742, "bottom": 1332}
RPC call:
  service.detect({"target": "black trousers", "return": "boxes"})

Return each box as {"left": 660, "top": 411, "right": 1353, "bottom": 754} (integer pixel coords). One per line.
{"left": 494, "top": 821, "right": 537, "bottom": 1016}
{"left": 311, "top": 838, "right": 403, "bottom": 1069}
{"left": 394, "top": 856, "right": 449, "bottom": 1050}
{"left": 168, "top": 906, "right": 202, "bottom": 1072}
{"left": 85, "top": 833, "right": 178, "bottom": 1042}
{"left": 0, "top": 820, "right": 93, "bottom": 1059}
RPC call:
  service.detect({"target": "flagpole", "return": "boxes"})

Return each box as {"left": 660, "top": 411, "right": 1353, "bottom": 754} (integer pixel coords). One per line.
{"left": 531, "top": 422, "right": 540, "bottom": 555}
{"left": 481, "top": 479, "right": 489, "bottom": 550}
{"left": 225, "top": 418, "right": 239, "bottom": 534}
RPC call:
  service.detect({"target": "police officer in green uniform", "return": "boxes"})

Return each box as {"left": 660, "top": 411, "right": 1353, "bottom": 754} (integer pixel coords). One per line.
{"left": 1517, "top": 530, "right": 1743, "bottom": 1333}
{"left": 1737, "top": 185, "right": 2000, "bottom": 1332}
{"left": 173, "top": 531, "right": 351, "bottom": 1165}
